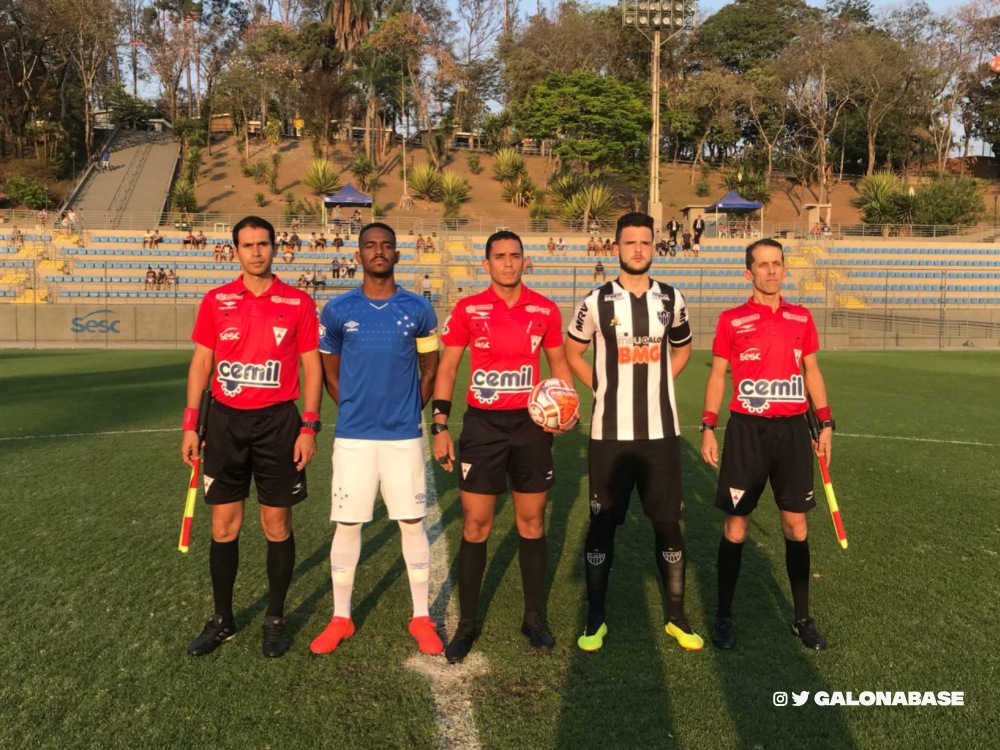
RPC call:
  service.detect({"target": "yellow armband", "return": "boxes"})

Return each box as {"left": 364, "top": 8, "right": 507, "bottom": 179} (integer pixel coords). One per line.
{"left": 416, "top": 333, "right": 439, "bottom": 353}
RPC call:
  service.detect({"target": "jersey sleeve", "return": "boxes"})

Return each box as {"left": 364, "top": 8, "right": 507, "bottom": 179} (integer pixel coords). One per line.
{"left": 668, "top": 290, "right": 692, "bottom": 347}
{"left": 567, "top": 294, "right": 595, "bottom": 343}
{"left": 543, "top": 301, "right": 564, "bottom": 348}
{"left": 191, "top": 294, "right": 216, "bottom": 349}
{"left": 802, "top": 310, "right": 819, "bottom": 356}
{"left": 711, "top": 311, "right": 732, "bottom": 360}
{"left": 440, "top": 302, "right": 470, "bottom": 347}
{"left": 415, "top": 299, "right": 439, "bottom": 354}
{"left": 297, "top": 298, "right": 320, "bottom": 353}
{"left": 319, "top": 300, "right": 343, "bottom": 355}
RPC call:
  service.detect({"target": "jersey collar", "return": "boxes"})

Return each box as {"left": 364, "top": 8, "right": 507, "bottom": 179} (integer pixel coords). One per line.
{"left": 485, "top": 283, "right": 530, "bottom": 308}
{"left": 228, "top": 273, "right": 288, "bottom": 298}
{"left": 744, "top": 295, "right": 789, "bottom": 313}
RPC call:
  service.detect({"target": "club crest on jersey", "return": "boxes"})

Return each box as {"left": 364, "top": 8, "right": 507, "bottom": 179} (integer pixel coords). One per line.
{"left": 273, "top": 327, "right": 287, "bottom": 345}
{"left": 590, "top": 498, "right": 602, "bottom": 515}
{"left": 657, "top": 309, "right": 673, "bottom": 327}
{"left": 736, "top": 375, "right": 805, "bottom": 414}
{"left": 794, "top": 348, "right": 802, "bottom": 367}
{"left": 730, "top": 488, "right": 745, "bottom": 507}
{"left": 216, "top": 359, "right": 282, "bottom": 397}
{"left": 586, "top": 553, "right": 606, "bottom": 566}
{"left": 662, "top": 550, "right": 682, "bottom": 564}
{"left": 470, "top": 365, "right": 533, "bottom": 404}
{"left": 531, "top": 335, "right": 542, "bottom": 353}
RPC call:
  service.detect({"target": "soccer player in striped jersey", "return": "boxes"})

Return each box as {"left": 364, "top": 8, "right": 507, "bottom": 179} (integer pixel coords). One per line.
{"left": 565, "top": 211, "right": 703, "bottom": 652}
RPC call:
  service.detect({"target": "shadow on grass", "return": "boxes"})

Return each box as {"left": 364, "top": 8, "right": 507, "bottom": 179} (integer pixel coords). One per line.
{"left": 679, "top": 437, "right": 857, "bottom": 749}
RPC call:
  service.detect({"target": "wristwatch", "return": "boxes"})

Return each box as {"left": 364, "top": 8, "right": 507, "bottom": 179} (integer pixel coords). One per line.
{"left": 301, "top": 420, "right": 322, "bottom": 433}
{"left": 818, "top": 419, "right": 836, "bottom": 432}
{"left": 430, "top": 423, "right": 449, "bottom": 435}
{"left": 699, "top": 423, "right": 716, "bottom": 432}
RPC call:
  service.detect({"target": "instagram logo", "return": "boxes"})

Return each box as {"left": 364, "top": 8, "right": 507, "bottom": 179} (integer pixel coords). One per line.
{"left": 773, "top": 692, "right": 788, "bottom": 707}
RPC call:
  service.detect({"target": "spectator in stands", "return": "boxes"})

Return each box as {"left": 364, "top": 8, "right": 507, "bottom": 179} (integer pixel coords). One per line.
{"left": 350, "top": 209, "right": 363, "bottom": 234}
{"left": 547, "top": 237, "right": 556, "bottom": 255}
{"left": 195, "top": 231, "right": 207, "bottom": 249}
{"left": 184, "top": 231, "right": 196, "bottom": 248}
{"left": 331, "top": 258, "right": 341, "bottom": 279}
{"left": 332, "top": 233, "right": 344, "bottom": 250}
{"left": 37, "top": 210, "right": 47, "bottom": 228}
{"left": 656, "top": 239, "right": 668, "bottom": 257}
{"left": 145, "top": 267, "right": 156, "bottom": 289}
{"left": 556, "top": 237, "right": 564, "bottom": 255}
{"left": 593, "top": 260, "right": 606, "bottom": 283}
{"left": 304, "top": 268, "right": 315, "bottom": 287}
{"left": 314, "top": 272, "right": 328, "bottom": 289}
{"left": 167, "top": 268, "right": 177, "bottom": 287}
{"left": 416, "top": 235, "right": 426, "bottom": 253}
{"left": 10, "top": 226, "right": 23, "bottom": 250}
{"left": 682, "top": 231, "right": 692, "bottom": 256}
{"left": 213, "top": 242, "right": 224, "bottom": 261}
{"left": 156, "top": 267, "right": 167, "bottom": 288}
{"left": 290, "top": 231, "right": 302, "bottom": 251}
{"left": 666, "top": 217, "right": 680, "bottom": 245}
{"left": 308, "top": 232, "right": 318, "bottom": 250}
{"left": 425, "top": 235, "right": 435, "bottom": 252}
{"left": 282, "top": 244, "right": 295, "bottom": 263}
{"left": 587, "top": 237, "right": 598, "bottom": 256}
{"left": 316, "top": 233, "right": 327, "bottom": 249}
{"left": 821, "top": 222, "right": 832, "bottom": 238}
{"left": 331, "top": 206, "right": 343, "bottom": 231}
{"left": 150, "top": 230, "right": 162, "bottom": 249}
{"left": 276, "top": 233, "right": 288, "bottom": 252}
{"left": 60, "top": 214, "right": 70, "bottom": 236}
{"left": 296, "top": 274, "right": 309, "bottom": 289}
{"left": 143, "top": 230, "right": 155, "bottom": 249}
{"left": 420, "top": 274, "right": 433, "bottom": 300}
{"left": 525, "top": 257, "right": 534, "bottom": 274}
{"left": 603, "top": 238, "right": 612, "bottom": 255}
{"left": 693, "top": 216, "right": 706, "bottom": 246}
{"left": 810, "top": 223, "right": 821, "bottom": 238}
{"left": 345, "top": 259, "right": 357, "bottom": 279}
{"left": 291, "top": 217, "right": 301, "bottom": 232}
{"left": 67, "top": 210, "right": 78, "bottom": 234}
{"left": 221, "top": 241, "right": 233, "bottom": 261}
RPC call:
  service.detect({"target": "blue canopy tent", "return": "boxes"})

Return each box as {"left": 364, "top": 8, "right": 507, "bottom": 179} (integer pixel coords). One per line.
{"left": 705, "top": 190, "right": 764, "bottom": 238}
{"left": 322, "top": 185, "right": 372, "bottom": 231}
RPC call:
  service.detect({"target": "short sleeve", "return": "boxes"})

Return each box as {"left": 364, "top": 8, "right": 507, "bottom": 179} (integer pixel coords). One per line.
{"left": 711, "top": 312, "right": 732, "bottom": 360}
{"left": 319, "top": 300, "right": 343, "bottom": 355}
{"left": 567, "top": 294, "right": 595, "bottom": 344}
{"left": 802, "top": 311, "right": 819, "bottom": 357}
{"left": 191, "top": 294, "right": 216, "bottom": 349}
{"left": 297, "top": 298, "right": 319, "bottom": 353}
{"left": 668, "top": 290, "right": 692, "bottom": 347}
{"left": 440, "top": 302, "right": 470, "bottom": 347}
{"left": 417, "top": 299, "right": 438, "bottom": 338}
{"left": 542, "top": 302, "right": 563, "bottom": 348}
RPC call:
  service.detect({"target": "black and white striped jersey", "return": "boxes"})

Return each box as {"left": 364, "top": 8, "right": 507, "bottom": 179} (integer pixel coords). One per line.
{"left": 567, "top": 279, "right": 692, "bottom": 440}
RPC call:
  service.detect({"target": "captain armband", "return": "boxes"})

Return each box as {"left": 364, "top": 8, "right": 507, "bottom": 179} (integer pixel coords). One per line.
{"left": 416, "top": 333, "right": 440, "bottom": 354}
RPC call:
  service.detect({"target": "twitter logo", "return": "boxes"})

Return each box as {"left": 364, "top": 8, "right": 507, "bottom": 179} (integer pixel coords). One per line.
{"left": 791, "top": 691, "right": 810, "bottom": 706}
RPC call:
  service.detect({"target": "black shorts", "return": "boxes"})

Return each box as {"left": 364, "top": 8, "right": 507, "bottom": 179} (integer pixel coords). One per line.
{"left": 458, "top": 407, "right": 554, "bottom": 494}
{"left": 715, "top": 413, "right": 815, "bottom": 516}
{"left": 589, "top": 437, "right": 684, "bottom": 526}
{"left": 203, "top": 400, "right": 307, "bottom": 507}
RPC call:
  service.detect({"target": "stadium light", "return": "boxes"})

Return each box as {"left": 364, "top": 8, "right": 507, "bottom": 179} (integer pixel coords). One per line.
{"left": 622, "top": 0, "right": 696, "bottom": 231}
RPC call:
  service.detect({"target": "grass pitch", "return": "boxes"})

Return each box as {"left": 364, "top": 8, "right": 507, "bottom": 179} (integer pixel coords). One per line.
{"left": 1, "top": 349, "right": 998, "bottom": 750}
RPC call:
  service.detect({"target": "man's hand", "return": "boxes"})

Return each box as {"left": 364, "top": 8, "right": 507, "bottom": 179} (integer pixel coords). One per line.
{"left": 814, "top": 426, "right": 833, "bottom": 467}
{"left": 543, "top": 409, "right": 580, "bottom": 434}
{"left": 181, "top": 431, "right": 201, "bottom": 467}
{"left": 293, "top": 433, "right": 317, "bottom": 470}
{"left": 701, "top": 430, "right": 719, "bottom": 468}
{"left": 433, "top": 430, "right": 455, "bottom": 472}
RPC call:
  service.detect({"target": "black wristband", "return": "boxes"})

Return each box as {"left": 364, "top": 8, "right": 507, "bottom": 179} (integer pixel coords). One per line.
{"left": 430, "top": 423, "right": 449, "bottom": 435}
{"left": 432, "top": 399, "right": 452, "bottom": 418}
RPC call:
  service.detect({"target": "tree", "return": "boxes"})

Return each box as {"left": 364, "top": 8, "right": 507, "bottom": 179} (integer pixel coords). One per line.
{"left": 514, "top": 72, "right": 649, "bottom": 177}
{"left": 326, "top": 0, "right": 373, "bottom": 53}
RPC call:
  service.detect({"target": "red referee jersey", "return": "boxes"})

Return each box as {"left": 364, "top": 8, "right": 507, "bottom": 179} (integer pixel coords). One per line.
{"left": 191, "top": 275, "right": 319, "bottom": 409}
{"left": 712, "top": 297, "right": 819, "bottom": 417}
{"left": 441, "top": 284, "right": 563, "bottom": 409}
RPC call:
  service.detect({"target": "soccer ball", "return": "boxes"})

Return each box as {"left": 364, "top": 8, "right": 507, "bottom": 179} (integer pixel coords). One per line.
{"left": 991, "top": 56, "right": 1000, "bottom": 74}
{"left": 528, "top": 378, "right": 580, "bottom": 430}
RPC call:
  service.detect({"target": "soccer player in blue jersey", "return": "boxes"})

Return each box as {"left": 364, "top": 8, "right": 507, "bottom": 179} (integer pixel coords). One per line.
{"left": 310, "top": 222, "right": 444, "bottom": 655}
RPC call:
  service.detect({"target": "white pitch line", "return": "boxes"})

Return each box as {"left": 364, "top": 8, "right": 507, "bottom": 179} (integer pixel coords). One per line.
{"left": 404, "top": 428, "right": 488, "bottom": 750}
{"left": 0, "top": 427, "right": 175, "bottom": 441}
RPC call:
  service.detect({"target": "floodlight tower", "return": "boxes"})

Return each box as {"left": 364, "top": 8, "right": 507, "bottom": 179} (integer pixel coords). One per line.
{"left": 622, "top": 0, "right": 696, "bottom": 231}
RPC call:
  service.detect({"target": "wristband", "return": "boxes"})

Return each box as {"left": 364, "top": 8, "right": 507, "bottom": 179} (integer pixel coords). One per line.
{"left": 300, "top": 411, "right": 321, "bottom": 435}
{"left": 701, "top": 410, "right": 718, "bottom": 428}
{"left": 432, "top": 399, "right": 452, "bottom": 418}
{"left": 182, "top": 408, "right": 199, "bottom": 431}
{"left": 430, "top": 423, "right": 449, "bottom": 435}
{"left": 303, "top": 411, "right": 320, "bottom": 423}
{"left": 815, "top": 406, "right": 832, "bottom": 423}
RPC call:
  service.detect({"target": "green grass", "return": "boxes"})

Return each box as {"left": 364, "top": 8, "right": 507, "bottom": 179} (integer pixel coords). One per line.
{"left": 0, "top": 349, "right": 998, "bottom": 749}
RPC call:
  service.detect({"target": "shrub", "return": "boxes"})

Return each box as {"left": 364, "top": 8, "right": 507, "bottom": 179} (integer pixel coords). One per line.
{"left": 696, "top": 177, "right": 711, "bottom": 197}
{"left": 171, "top": 179, "right": 196, "bottom": 213}
{"left": 492, "top": 147, "right": 526, "bottom": 184}
{"left": 467, "top": 154, "right": 482, "bottom": 175}
{"left": 254, "top": 192, "right": 266, "bottom": 207}
{"left": 303, "top": 158, "right": 341, "bottom": 195}
{"left": 549, "top": 173, "right": 583, "bottom": 207}
{"left": 501, "top": 173, "right": 539, "bottom": 208}
{"left": 558, "top": 183, "right": 619, "bottom": 226}
{"left": 408, "top": 163, "right": 443, "bottom": 201}
{"left": 4, "top": 176, "right": 51, "bottom": 209}
{"left": 440, "top": 170, "right": 471, "bottom": 204}
{"left": 348, "top": 152, "right": 376, "bottom": 191}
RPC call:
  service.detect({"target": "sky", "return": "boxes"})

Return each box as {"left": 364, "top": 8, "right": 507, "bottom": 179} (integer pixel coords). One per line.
{"left": 693, "top": 0, "right": 957, "bottom": 16}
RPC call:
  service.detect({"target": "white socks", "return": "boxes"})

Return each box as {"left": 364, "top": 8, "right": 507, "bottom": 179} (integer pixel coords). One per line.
{"left": 330, "top": 522, "right": 362, "bottom": 618}
{"left": 399, "top": 520, "right": 431, "bottom": 618}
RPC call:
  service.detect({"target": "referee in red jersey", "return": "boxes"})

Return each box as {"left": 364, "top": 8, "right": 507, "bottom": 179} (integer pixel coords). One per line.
{"left": 700, "top": 238, "right": 834, "bottom": 650}
{"left": 181, "top": 216, "right": 322, "bottom": 657}
{"left": 432, "top": 230, "right": 577, "bottom": 663}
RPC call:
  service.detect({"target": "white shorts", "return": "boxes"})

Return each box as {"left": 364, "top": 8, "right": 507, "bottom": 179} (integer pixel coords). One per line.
{"left": 330, "top": 437, "right": 427, "bottom": 522}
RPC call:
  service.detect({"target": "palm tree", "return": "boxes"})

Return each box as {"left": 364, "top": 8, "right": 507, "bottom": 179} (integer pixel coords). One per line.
{"left": 325, "top": 0, "right": 373, "bottom": 53}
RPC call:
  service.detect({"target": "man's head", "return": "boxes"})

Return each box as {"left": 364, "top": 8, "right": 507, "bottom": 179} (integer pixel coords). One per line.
{"left": 744, "top": 238, "right": 786, "bottom": 296}
{"left": 614, "top": 212, "right": 655, "bottom": 276}
{"left": 356, "top": 222, "right": 398, "bottom": 278}
{"left": 483, "top": 230, "right": 525, "bottom": 289}
{"left": 232, "top": 216, "right": 277, "bottom": 278}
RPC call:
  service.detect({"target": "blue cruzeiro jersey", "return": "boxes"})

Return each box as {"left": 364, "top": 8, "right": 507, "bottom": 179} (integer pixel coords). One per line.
{"left": 319, "top": 287, "right": 437, "bottom": 439}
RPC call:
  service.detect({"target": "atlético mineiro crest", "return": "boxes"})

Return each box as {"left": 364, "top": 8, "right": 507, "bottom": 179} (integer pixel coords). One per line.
{"left": 590, "top": 498, "right": 601, "bottom": 515}
{"left": 658, "top": 309, "right": 673, "bottom": 327}
{"left": 586, "top": 552, "right": 606, "bottom": 566}
{"left": 662, "top": 550, "right": 682, "bottom": 564}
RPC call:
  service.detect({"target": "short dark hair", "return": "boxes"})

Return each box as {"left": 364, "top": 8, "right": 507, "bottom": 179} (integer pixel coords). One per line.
{"left": 745, "top": 238, "right": 784, "bottom": 270}
{"left": 615, "top": 212, "right": 655, "bottom": 244}
{"left": 358, "top": 221, "right": 396, "bottom": 248}
{"left": 232, "top": 215, "right": 275, "bottom": 247}
{"left": 485, "top": 230, "right": 523, "bottom": 258}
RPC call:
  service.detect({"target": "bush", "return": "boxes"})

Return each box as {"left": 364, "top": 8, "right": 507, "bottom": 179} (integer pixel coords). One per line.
{"left": 250, "top": 161, "right": 268, "bottom": 185}
{"left": 529, "top": 199, "right": 550, "bottom": 231}
{"left": 171, "top": 179, "right": 196, "bottom": 213}
{"left": 408, "top": 163, "right": 443, "bottom": 201}
{"left": 914, "top": 174, "right": 984, "bottom": 226}
{"left": 440, "top": 171, "right": 471, "bottom": 204}
{"left": 303, "top": 158, "right": 341, "bottom": 195}
{"left": 254, "top": 192, "right": 266, "bottom": 207}
{"left": 501, "top": 173, "right": 539, "bottom": 208}
{"left": 349, "top": 153, "right": 376, "bottom": 191}
{"left": 185, "top": 146, "right": 203, "bottom": 184}
{"left": 467, "top": 154, "right": 482, "bottom": 175}
{"left": 549, "top": 173, "right": 583, "bottom": 207}
{"left": 492, "top": 148, "right": 526, "bottom": 184}
{"left": 696, "top": 177, "right": 711, "bottom": 197}
{"left": 558, "top": 183, "right": 619, "bottom": 226}
{"left": 4, "top": 176, "right": 51, "bottom": 209}
{"left": 443, "top": 194, "right": 461, "bottom": 220}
